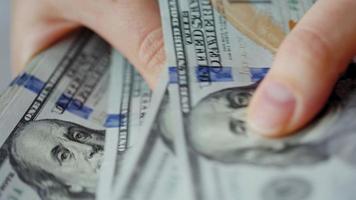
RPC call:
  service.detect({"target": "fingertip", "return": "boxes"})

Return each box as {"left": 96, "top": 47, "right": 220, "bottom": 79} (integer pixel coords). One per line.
{"left": 247, "top": 79, "right": 297, "bottom": 138}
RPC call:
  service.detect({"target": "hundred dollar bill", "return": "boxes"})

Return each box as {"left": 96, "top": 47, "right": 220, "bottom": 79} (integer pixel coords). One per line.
{"left": 97, "top": 51, "right": 152, "bottom": 200}
{"left": 111, "top": 72, "right": 190, "bottom": 200}
{"left": 0, "top": 30, "right": 114, "bottom": 200}
{"left": 111, "top": 0, "right": 302, "bottom": 198}
{"left": 171, "top": 62, "right": 356, "bottom": 200}
{"left": 161, "top": 0, "right": 275, "bottom": 104}
{"left": 162, "top": 1, "right": 356, "bottom": 200}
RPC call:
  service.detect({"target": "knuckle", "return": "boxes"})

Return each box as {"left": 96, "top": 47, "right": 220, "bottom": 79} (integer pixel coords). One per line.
{"left": 281, "top": 27, "right": 335, "bottom": 74}
{"left": 289, "top": 27, "right": 332, "bottom": 63}
{"left": 138, "top": 28, "right": 166, "bottom": 72}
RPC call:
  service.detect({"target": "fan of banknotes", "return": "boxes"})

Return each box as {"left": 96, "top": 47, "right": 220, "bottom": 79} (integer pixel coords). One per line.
{"left": 1, "top": 0, "right": 356, "bottom": 200}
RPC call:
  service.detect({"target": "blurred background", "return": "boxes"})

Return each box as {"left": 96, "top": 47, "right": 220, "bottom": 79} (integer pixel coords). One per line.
{"left": 0, "top": 1, "right": 11, "bottom": 93}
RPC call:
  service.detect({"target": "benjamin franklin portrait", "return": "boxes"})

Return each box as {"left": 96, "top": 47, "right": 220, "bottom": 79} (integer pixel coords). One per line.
{"left": 157, "top": 66, "right": 356, "bottom": 167}
{"left": 8, "top": 119, "right": 105, "bottom": 200}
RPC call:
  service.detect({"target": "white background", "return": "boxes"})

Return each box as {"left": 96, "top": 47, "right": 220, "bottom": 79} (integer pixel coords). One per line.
{"left": 0, "top": 0, "right": 11, "bottom": 93}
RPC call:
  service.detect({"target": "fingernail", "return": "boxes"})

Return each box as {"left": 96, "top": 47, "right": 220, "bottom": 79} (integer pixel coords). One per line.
{"left": 248, "top": 81, "right": 296, "bottom": 136}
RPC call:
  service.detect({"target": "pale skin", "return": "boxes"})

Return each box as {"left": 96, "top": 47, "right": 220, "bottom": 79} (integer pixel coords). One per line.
{"left": 11, "top": 0, "right": 356, "bottom": 138}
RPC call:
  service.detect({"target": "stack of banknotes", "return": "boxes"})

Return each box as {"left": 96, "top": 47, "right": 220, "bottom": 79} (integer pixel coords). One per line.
{"left": 1, "top": 0, "right": 356, "bottom": 199}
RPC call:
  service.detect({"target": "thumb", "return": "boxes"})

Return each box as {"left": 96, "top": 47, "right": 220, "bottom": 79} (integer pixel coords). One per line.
{"left": 247, "top": 0, "right": 356, "bottom": 137}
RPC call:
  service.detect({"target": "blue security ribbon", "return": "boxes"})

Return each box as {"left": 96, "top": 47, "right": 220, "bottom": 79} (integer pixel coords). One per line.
{"left": 12, "top": 73, "right": 122, "bottom": 127}
{"left": 249, "top": 67, "right": 270, "bottom": 82}
{"left": 196, "top": 65, "right": 234, "bottom": 82}
{"left": 104, "top": 114, "right": 123, "bottom": 128}
{"left": 12, "top": 73, "right": 45, "bottom": 94}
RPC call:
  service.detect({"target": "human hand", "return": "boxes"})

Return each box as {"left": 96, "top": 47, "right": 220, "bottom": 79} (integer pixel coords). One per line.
{"left": 11, "top": 0, "right": 165, "bottom": 88}
{"left": 247, "top": 0, "right": 356, "bottom": 137}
